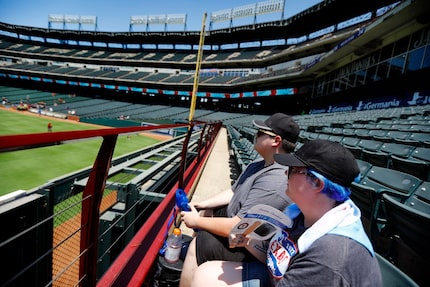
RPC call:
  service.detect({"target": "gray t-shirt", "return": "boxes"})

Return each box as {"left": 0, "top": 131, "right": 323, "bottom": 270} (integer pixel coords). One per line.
{"left": 273, "top": 234, "right": 383, "bottom": 287}
{"left": 227, "top": 158, "right": 292, "bottom": 218}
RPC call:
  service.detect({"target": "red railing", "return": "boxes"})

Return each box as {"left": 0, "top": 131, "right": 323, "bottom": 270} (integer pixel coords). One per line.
{"left": 0, "top": 121, "right": 222, "bottom": 287}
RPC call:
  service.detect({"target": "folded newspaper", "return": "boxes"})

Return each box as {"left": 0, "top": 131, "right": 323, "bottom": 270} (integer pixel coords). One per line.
{"left": 229, "top": 204, "right": 294, "bottom": 262}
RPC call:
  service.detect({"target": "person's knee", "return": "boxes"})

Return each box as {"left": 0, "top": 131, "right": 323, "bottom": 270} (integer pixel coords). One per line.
{"left": 192, "top": 261, "right": 243, "bottom": 287}
{"left": 185, "top": 237, "right": 196, "bottom": 258}
{"left": 180, "top": 238, "right": 197, "bottom": 286}
{"left": 192, "top": 261, "right": 218, "bottom": 286}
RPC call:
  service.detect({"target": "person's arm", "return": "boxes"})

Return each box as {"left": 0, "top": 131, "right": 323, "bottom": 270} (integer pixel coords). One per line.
{"left": 235, "top": 168, "right": 289, "bottom": 218}
{"left": 180, "top": 205, "right": 241, "bottom": 237}
{"left": 192, "top": 188, "right": 234, "bottom": 210}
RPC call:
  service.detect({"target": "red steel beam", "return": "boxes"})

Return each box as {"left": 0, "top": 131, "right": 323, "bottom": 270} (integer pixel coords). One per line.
{"left": 79, "top": 134, "right": 118, "bottom": 287}
{"left": 0, "top": 124, "right": 187, "bottom": 152}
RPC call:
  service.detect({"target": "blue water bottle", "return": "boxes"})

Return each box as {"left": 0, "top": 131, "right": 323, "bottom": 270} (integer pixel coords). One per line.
{"left": 175, "top": 189, "right": 191, "bottom": 211}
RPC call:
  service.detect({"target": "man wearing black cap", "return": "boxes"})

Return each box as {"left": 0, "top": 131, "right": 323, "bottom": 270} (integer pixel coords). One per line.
{"left": 179, "top": 113, "right": 300, "bottom": 287}
{"left": 190, "top": 139, "right": 382, "bottom": 287}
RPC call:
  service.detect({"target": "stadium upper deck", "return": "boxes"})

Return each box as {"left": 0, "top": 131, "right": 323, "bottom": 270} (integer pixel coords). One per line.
{"left": 0, "top": 0, "right": 402, "bottom": 47}
{"left": 0, "top": 0, "right": 429, "bottom": 114}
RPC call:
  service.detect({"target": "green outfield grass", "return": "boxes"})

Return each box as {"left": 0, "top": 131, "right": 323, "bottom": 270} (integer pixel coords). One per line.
{"left": 0, "top": 109, "right": 161, "bottom": 196}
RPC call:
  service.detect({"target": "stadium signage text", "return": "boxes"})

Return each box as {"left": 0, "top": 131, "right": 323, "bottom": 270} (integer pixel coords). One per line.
{"left": 356, "top": 99, "right": 400, "bottom": 111}
{"left": 408, "top": 92, "right": 430, "bottom": 105}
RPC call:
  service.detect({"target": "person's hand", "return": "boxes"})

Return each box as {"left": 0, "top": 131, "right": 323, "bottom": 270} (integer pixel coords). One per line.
{"left": 180, "top": 205, "right": 200, "bottom": 229}
{"left": 191, "top": 201, "right": 205, "bottom": 210}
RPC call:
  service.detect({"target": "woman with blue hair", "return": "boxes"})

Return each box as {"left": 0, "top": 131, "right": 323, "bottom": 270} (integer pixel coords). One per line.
{"left": 188, "top": 139, "right": 382, "bottom": 287}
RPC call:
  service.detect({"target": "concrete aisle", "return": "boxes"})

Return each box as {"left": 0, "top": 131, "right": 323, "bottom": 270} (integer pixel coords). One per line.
{"left": 181, "top": 127, "right": 233, "bottom": 237}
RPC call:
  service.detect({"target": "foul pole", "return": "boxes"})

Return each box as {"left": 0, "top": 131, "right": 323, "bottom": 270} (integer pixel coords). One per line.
{"left": 188, "top": 12, "right": 207, "bottom": 122}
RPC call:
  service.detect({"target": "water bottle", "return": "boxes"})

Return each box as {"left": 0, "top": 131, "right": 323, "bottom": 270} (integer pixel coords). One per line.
{"left": 164, "top": 227, "right": 183, "bottom": 263}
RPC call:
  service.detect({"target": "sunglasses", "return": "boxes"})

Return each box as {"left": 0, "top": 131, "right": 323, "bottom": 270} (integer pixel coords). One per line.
{"left": 287, "top": 167, "right": 316, "bottom": 179}
{"left": 256, "top": 129, "right": 277, "bottom": 137}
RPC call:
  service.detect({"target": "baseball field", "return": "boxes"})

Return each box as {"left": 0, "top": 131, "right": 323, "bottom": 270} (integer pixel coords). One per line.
{"left": 0, "top": 107, "right": 167, "bottom": 196}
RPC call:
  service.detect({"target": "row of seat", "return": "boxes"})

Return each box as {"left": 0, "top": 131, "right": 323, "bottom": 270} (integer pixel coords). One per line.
{"left": 302, "top": 129, "right": 430, "bottom": 147}
{"left": 301, "top": 131, "right": 430, "bottom": 181}
{"left": 350, "top": 161, "right": 430, "bottom": 286}
{"left": 226, "top": 126, "right": 259, "bottom": 172}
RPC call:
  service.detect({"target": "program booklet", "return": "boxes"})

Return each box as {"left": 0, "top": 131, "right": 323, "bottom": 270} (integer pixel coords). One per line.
{"left": 229, "top": 204, "right": 294, "bottom": 262}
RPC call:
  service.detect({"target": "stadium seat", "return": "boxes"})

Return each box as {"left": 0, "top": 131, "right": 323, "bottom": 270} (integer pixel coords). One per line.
{"left": 391, "top": 155, "right": 429, "bottom": 181}
{"left": 362, "top": 150, "right": 389, "bottom": 168}
{"left": 363, "top": 142, "right": 416, "bottom": 168}
{"left": 342, "top": 128, "right": 355, "bottom": 136}
{"left": 328, "top": 134, "right": 343, "bottom": 143}
{"left": 356, "top": 159, "right": 372, "bottom": 178}
{"left": 410, "top": 147, "right": 430, "bottom": 162}
{"left": 350, "top": 182, "right": 381, "bottom": 238}
{"left": 329, "top": 127, "right": 344, "bottom": 135}
{"left": 386, "top": 131, "right": 411, "bottom": 142}
{"left": 308, "top": 132, "right": 319, "bottom": 140}
{"left": 354, "top": 128, "right": 372, "bottom": 139}
{"left": 381, "top": 193, "right": 430, "bottom": 260}
{"left": 299, "top": 131, "right": 311, "bottom": 142}
{"left": 376, "top": 253, "right": 419, "bottom": 287}
{"left": 341, "top": 137, "right": 362, "bottom": 159}
{"left": 368, "top": 129, "right": 388, "bottom": 140}
{"left": 317, "top": 133, "right": 330, "bottom": 140}
{"left": 380, "top": 142, "right": 415, "bottom": 159}
{"left": 404, "top": 181, "right": 430, "bottom": 214}
{"left": 373, "top": 134, "right": 394, "bottom": 143}
{"left": 360, "top": 166, "right": 422, "bottom": 201}
{"left": 358, "top": 139, "right": 384, "bottom": 152}
{"left": 408, "top": 132, "right": 430, "bottom": 146}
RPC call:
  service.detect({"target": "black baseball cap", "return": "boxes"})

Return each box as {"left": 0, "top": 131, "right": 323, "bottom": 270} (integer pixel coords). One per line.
{"left": 274, "top": 139, "right": 359, "bottom": 187}
{"left": 253, "top": 113, "right": 299, "bottom": 143}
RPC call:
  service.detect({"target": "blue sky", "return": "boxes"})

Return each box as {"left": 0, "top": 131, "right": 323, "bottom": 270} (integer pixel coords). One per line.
{"left": 0, "top": 0, "right": 321, "bottom": 32}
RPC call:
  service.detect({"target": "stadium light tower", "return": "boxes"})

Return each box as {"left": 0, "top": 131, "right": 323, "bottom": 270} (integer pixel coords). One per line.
{"left": 48, "top": 14, "right": 97, "bottom": 31}
{"left": 209, "top": 0, "right": 285, "bottom": 30}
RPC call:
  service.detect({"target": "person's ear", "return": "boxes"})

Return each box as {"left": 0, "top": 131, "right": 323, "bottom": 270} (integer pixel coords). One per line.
{"left": 272, "top": 135, "right": 282, "bottom": 147}
{"left": 312, "top": 178, "right": 323, "bottom": 190}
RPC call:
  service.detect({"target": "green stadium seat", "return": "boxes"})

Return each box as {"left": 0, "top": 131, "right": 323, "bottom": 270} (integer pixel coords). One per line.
{"left": 358, "top": 139, "right": 384, "bottom": 152}
{"left": 391, "top": 155, "right": 429, "bottom": 181}
{"left": 376, "top": 253, "right": 419, "bottom": 287}
{"left": 362, "top": 150, "right": 389, "bottom": 168}
{"left": 410, "top": 147, "right": 430, "bottom": 162}
{"left": 361, "top": 166, "right": 422, "bottom": 201}
{"left": 382, "top": 193, "right": 430, "bottom": 263}
{"left": 404, "top": 181, "right": 430, "bottom": 214}
{"left": 341, "top": 137, "right": 362, "bottom": 159}
{"left": 356, "top": 159, "right": 373, "bottom": 178}
{"left": 350, "top": 182, "right": 381, "bottom": 238}
{"left": 380, "top": 143, "right": 415, "bottom": 159}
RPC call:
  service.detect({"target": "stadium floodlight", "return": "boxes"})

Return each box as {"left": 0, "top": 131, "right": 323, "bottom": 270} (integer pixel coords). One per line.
{"left": 64, "top": 15, "right": 80, "bottom": 24}
{"left": 48, "top": 14, "right": 65, "bottom": 23}
{"left": 130, "top": 14, "right": 186, "bottom": 31}
{"left": 209, "top": 0, "right": 285, "bottom": 29}
{"left": 210, "top": 9, "right": 232, "bottom": 23}
{"left": 166, "top": 14, "right": 187, "bottom": 25}
{"left": 147, "top": 14, "right": 167, "bottom": 25}
{"left": 80, "top": 16, "right": 97, "bottom": 25}
{"left": 130, "top": 16, "right": 148, "bottom": 25}
{"left": 256, "top": 0, "right": 284, "bottom": 15}
{"left": 48, "top": 14, "right": 97, "bottom": 30}
{"left": 232, "top": 4, "right": 256, "bottom": 19}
